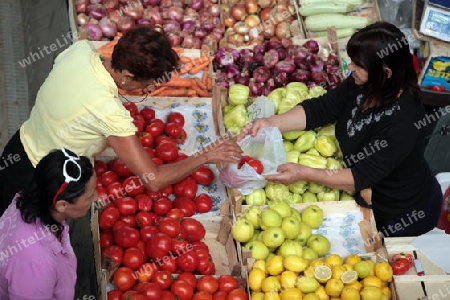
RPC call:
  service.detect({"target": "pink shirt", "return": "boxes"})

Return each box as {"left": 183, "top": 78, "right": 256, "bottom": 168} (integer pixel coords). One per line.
{"left": 0, "top": 197, "right": 77, "bottom": 300}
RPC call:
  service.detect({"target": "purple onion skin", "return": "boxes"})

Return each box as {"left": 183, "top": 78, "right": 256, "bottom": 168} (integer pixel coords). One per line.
{"left": 253, "top": 44, "right": 265, "bottom": 54}
{"left": 280, "top": 37, "right": 293, "bottom": 48}
{"left": 247, "top": 61, "right": 263, "bottom": 74}
{"left": 274, "top": 60, "right": 296, "bottom": 74}
{"left": 327, "top": 53, "right": 339, "bottom": 66}
{"left": 263, "top": 49, "right": 279, "bottom": 69}
{"left": 274, "top": 71, "right": 289, "bottom": 87}
{"left": 278, "top": 48, "right": 288, "bottom": 61}
{"left": 253, "top": 66, "right": 271, "bottom": 83}
{"left": 136, "top": 18, "right": 155, "bottom": 27}
{"left": 215, "top": 48, "right": 240, "bottom": 67}
{"left": 85, "top": 23, "right": 103, "bottom": 41}
{"left": 142, "top": 0, "right": 160, "bottom": 6}
{"left": 86, "top": 4, "right": 107, "bottom": 20}
{"left": 226, "top": 64, "right": 240, "bottom": 78}
{"left": 311, "top": 72, "right": 328, "bottom": 85}
{"left": 304, "top": 39, "right": 320, "bottom": 54}
{"left": 190, "top": 0, "right": 204, "bottom": 11}
{"left": 289, "top": 69, "right": 311, "bottom": 83}
{"left": 235, "top": 72, "right": 250, "bottom": 85}
{"left": 266, "top": 40, "right": 284, "bottom": 50}
{"left": 253, "top": 52, "right": 264, "bottom": 63}
{"left": 249, "top": 79, "right": 264, "bottom": 97}
{"left": 238, "top": 53, "right": 255, "bottom": 69}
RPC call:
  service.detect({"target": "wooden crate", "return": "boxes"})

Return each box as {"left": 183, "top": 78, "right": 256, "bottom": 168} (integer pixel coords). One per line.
{"left": 383, "top": 237, "right": 450, "bottom": 300}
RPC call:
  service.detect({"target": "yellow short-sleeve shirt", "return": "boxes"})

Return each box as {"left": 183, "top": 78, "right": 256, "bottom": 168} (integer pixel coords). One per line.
{"left": 20, "top": 40, "right": 136, "bottom": 167}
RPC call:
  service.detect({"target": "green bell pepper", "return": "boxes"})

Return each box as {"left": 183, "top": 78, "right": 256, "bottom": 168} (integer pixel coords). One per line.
{"left": 267, "top": 87, "right": 286, "bottom": 114}
{"left": 326, "top": 157, "right": 342, "bottom": 170}
{"left": 283, "top": 141, "right": 294, "bottom": 152}
{"left": 302, "top": 191, "right": 318, "bottom": 203}
{"left": 282, "top": 130, "right": 305, "bottom": 141}
{"left": 285, "top": 82, "right": 309, "bottom": 104}
{"left": 286, "top": 150, "right": 301, "bottom": 163}
{"left": 308, "top": 181, "right": 326, "bottom": 193}
{"left": 306, "top": 148, "right": 321, "bottom": 156}
{"left": 245, "top": 189, "right": 267, "bottom": 205}
{"left": 265, "top": 182, "right": 290, "bottom": 203}
{"left": 223, "top": 104, "right": 235, "bottom": 115}
{"left": 316, "top": 123, "right": 336, "bottom": 137}
{"left": 288, "top": 180, "right": 309, "bottom": 194}
{"left": 308, "top": 85, "right": 327, "bottom": 98}
{"left": 340, "top": 191, "right": 355, "bottom": 201}
{"left": 228, "top": 84, "right": 250, "bottom": 106}
{"left": 317, "top": 189, "right": 340, "bottom": 201}
{"left": 223, "top": 104, "right": 249, "bottom": 130}
{"left": 285, "top": 193, "right": 303, "bottom": 204}
{"left": 314, "top": 135, "right": 337, "bottom": 157}
{"left": 298, "top": 153, "right": 327, "bottom": 169}
{"left": 294, "top": 131, "right": 317, "bottom": 153}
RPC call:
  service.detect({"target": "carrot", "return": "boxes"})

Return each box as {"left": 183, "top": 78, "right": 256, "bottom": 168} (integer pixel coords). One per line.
{"left": 201, "top": 70, "right": 209, "bottom": 87}
{"left": 178, "top": 62, "right": 193, "bottom": 75}
{"left": 189, "top": 57, "right": 214, "bottom": 74}
{"left": 179, "top": 56, "right": 193, "bottom": 64}
{"left": 187, "top": 89, "right": 198, "bottom": 97}
{"left": 194, "top": 77, "right": 207, "bottom": 91}
{"left": 160, "top": 77, "right": 192, "bottom": 88}
{"left": 172, "top": 47, "right": 184, "bottom": 56}
{"left": 191, "top": 56, "right": 212, "bottom": 66}
{"left": 192, "top": 79, "right": 211, "bottom": 97}
{"left": 118, "top": 88, "right": 144, "bottom": 96}
{"left": 148, "top": 86, "right": 168, "bottom": 96}
{"left": 156, "top": 88, "right": 192, "bottom": 97}
{"left": 206, "top": 77, "right": 213, "bottom": 91}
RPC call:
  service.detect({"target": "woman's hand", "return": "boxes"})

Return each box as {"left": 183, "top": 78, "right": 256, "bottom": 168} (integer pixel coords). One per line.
{"left": 201, "top": 139, "right": 243, "bottom": 164}
{"left": 264, "top": 163, "right": 310, "bottom": 185}
{"left": 237, "top": 118, "right": 275, "bottom": 141}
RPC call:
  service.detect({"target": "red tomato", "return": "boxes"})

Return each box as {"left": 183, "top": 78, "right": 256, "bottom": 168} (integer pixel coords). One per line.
{"left": 153, "top": 197, "right": 173, "bottom": 216}
{"left": 140, "top": 107, "right": 156, "bottom": 123}
{"left": 247, "top": 159, "right": 264, "bottom": 174}
{"left": 158, "top": 217, "right": 181, "bottom": 238}
{"left": 113, "top": 267, "right": 136, "bottom": 291}
{"left": 101, "top": 171, "right": 119, "bottom": 187}
{"left": 174, "top": 177, "right": 198, "bottom": 199}
{"left": 122, "top": 247, "right": 146, "bottom": 270}
{"left": 165, "top": 122, "right": 184, "bottom": 139}
{"left": 171, "top": 237, "right": 190, "bottom": 255}
{"left": 176, "top": 129, "right": 187, "bottom": 144}
{"left": 107, "top": 182, "right": 124, "bottom": 200}
{"left": 115, "top": 197, "right": 138, "bottom": 216}
{"left": 226, "top": 289, "right": 248, "bottom": 300}
{"left": 191, "top": 166, "right": 215, "bottom": 185}
{"left": 218, "top": 275, "right": 238, "bottom": 292}
{"left": 155, "top": 135, "right": 178, "bottom": 146}
{"left": 143, "top": 146, "right": 156, "bottom": 158}
{"left": 174, "top": 153, "right": 188, "bottom": 162}
{"left": 162, "top": 290, "right": 176, "bottom": 300}
{"left": 152, "top": 157, "right": 164, "bottom": 166}
{"left": 238, "top": 155, "right": 253, "bottom": 169}
{"left": 177, "top": 272, "right": 197, "bottom": 289}
{"left": 123, "top": 102, "right": 139, "bottom": 117}
{"left": 430, "top": 85, "right": 445, "bottom": 92}
{"left": 159, "top": 255, "right": 178, "bottom": 273}
{"left": 191, "top": 241, "right": 209, "bottom": 252}
{"left": 140, "top": 282, "right": 163, "bottom": 299}
{"left": 109, "top": 158, "right": 134, "bottom": 178}
{"left": 151, "top": 270, "right": 173, "bottom": 290}
{"left": 136, "top": 262, "right": 159, "bottom": 283}
{"left": 173, "top": 196, "right": 197, "bottom": 217}
{"left": 392, "top": 253, "right": 414, "bottom": 268}
{"left": 135, "top": 194, "right": 153, "bottom": 212}
{"left": 121, "top": 291, "right": 140, "bottom": 300}
{"left": 195, "top": 193, "right": 213, "bottom": 214}
{"left": 171, "top": 279, "right": 194, "bottom": 300}
{"left": 193, "top": 291, "right": 213, "bottom": 300}
{"left": 146, "top": 232, "right": 172, "bottom": 260}
{"left": 146, "top": 190, "right": 162, "bottom": 201}
{"left": 176, "top": 250, "right": 198, "bottom": 272}
{"left": 100, "top": 231, "right": 114, "bottom": 249}
{"left": 167, "top": 112, "right": 185, "bottom": 127}
{"left": 213, "top": 291, "right": 228, "bottom": 300}
{"left": 151, "top": 118, "right": 166, "bottom": 126}
{"left": 94, "top": 160, "right": 108, "bottom": 177}
{"left": 123, "top": 176, "right": 145, "bottom": 197}
{"left": 140, "top": 225, "right": 159, "bottom": 243}
{"left": 180, "top": 218, "right": 206, "bottom": 243}
{"left": 390, "top": 257, "right": 410, "bottom": 275}
{"left": 133, "top": 114, "right": 146, "bottom": 136}
{"left": 158, "top": 184, "right": 174, "bottom": 198}
{"left": 165, "top": 208, "right": 185, "bottom": 221}
{"left": 139, "top": 132, "right": 154, "bottom": 147}
{"left": 136, "top": 211, "right": 157, "bottom": 228}
{"left": 114, "top": 226, "right": 140, "bottom": 248}
{"left": 155, "top": 142, "right": 179, "bottom": 162}
{"left": 197, "top": 275, "right": 219, "bottom": 294}
{"left": 99, "top": 206, "right": 120, "bottom": 230}
{"left": 119, "top": 215, "right": 137, "bottom": 228}
{"left": 97, "top": 186, "right": 109, "bottom": 202}
{"left": 146, "top": 122, "right": 165, "bottom": 139}
{"left": 136, "top": 240, "right": 146, "bottom": 257}
{"left": 112, "top": 220, "right": 129, "bottom": 232}
{"left": 107, "top": 290, "right": 123, "bottom": 300}
{"left": 201, "top": 261, "right": 216, "bottom": 275}
{"left": 102, "top": 245, "right": 124, "bottom": 265}
{"left": 197, "top": 256, "right": 213, "bottom": 273}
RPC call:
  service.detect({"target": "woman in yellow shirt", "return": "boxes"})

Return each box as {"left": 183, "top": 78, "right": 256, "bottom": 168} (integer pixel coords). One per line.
{"left": 0, "top": 26, "right": 242, "bottom": 214}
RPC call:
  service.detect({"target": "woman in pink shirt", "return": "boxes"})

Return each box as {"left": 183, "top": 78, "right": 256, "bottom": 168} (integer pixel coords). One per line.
{"left": 0, "top": 148, "right": 97, "bottom": 300}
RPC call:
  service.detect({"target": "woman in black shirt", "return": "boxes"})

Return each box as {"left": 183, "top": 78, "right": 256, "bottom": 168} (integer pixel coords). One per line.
{"left": 239, "top": 22, "right": 443, "bottom": 237}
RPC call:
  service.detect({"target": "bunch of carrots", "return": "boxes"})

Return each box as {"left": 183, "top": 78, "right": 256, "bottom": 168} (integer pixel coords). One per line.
{"left": 97, "top": 39, "right": 214, "bottom": 98}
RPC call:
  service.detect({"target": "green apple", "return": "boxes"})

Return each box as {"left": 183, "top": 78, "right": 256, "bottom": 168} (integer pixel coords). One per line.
{"left": 250, "top": 230, "right": 263, "bottom": 242}
{"left": 290, "top": 208, "right": 302, "bottom": 222}
{"left": 283, "top": 140, "right": 294, "bottom": 152}
{"left": 281, "top": 216, "right": 301, "bottom": 239}
{"left": 269, "top": 201, "right": 291, "bottom": 218}
{"left": 265, "top": 252, "right": 276, "bottom": 263}
{"left": 244, "top": 240, "right": 270, "bottom": 260}
{"left": 301, "top": 205, "right": 324, "bottom": 229}
{"left": 302, "top": 247, "right": 318, "bottom": 261}
{"left": 231, "top": 218, "right": 254, "bottom": 243}
{"left": 306, "top": 234, "right": 331, "bottom": 257}
{"left": 260, "top": 209, "right": 282, "bottom": 230}
{"left": 296, "top": 221, "right": 312, "bottom": 246}
{"left": 262, "top": 227, "right": 285, "bottom": 248}
{"left": 277, "top": 239, "right": 303, "bottom": 258}
{"left": 302, "top": 191, "right": 318, "bottom": 203}
{"left": 244, "top": 205, "right": 262, "bottom": 229}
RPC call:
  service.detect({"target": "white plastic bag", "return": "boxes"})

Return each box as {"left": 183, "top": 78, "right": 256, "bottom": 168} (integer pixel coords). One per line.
{"left": 219, "top": 127, "right": 287, "bottom": 195}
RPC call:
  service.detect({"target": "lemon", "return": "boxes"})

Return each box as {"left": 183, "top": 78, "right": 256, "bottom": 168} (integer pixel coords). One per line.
{"left": 381, "top": 286, "right": 392, "bottom": 299}
{"left": 310, "top": 258, "right": 326, "bottom": 268}
{"left": 344, "top": 254, "right": 361, "bottom": 267}
{"left": 375, "top": 262, "right": 393, "bottom": 283}
{"left": 331, "top": 265, "right": 347, "bottom": 280}
{"left": 280, "top": 270, "right": 298, "bottom": 289}
{"left": 252, "top": 292, "right": 265, "bottom": 300}
{"left": 249, "top": 268, "right": 267, "bottom": 292}
{"left": 325, "top": 254, "right": 343, "bottom": 269}
{"left": 283, "top": 255, "right": 309, "bottom": 273}
{"left": 266, "top": 255, "right": 285, "bottom": 276}
{"left": 344, "top": 280, "right": 362, "bottom": 292}
{"left": 354, "top": 261, "right": 370, "bottom": 279}
{"left": 253, "top": 259, "right": 267, "bottom": 272}
{"left": 362, "top": 275, "right": 383, "bottom": 288}
{"left": 297, "top": 276, "right": 321, "bottom": 293}
{"left": 261, "top": 276, "right": 281, "bottom": 293}
{"left": 264, "top": 291, "right": 281, "bottom": 300}
{"left": 304, "top": 266, "right": 316, "bottom": 278}
{"left": 325, "top": 279, "right": 344, "bottom": 297}
{"left": 314, "top": 265, "right": 332, "bottom": 283}
{"left": 341, "top": 270, "right": 358, "bottom": 284}
{"left": 340, "top": 286, "right": 360, "bottom": 300}
{"left": 380, "top": 295, "right": 389, "bottom": 300}
{"left": 360, "top": 286, "right": 383, "bottom": 300}
{"left": 342, "top": 263, "right": 353, "bottom": 271}
{"left": 315, "top": 286, "right": 330, "bottom": 300}
{"left": 366, "top": 259, "right": 376, "bottom": 276}
{"left": 280, "top": 288, "right": 303, "bottom": 300}
{"left": 303, "top": 293, "right": 320, "bottom": 300}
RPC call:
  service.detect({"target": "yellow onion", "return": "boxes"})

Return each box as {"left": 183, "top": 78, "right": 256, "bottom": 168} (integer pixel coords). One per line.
{"left": 231, "top": 4, "right": 247, "bottom": 21}
{"left": 244, "top": 14, "right": 261, "bottom": 28}
{"left": 244, "top": 0, "right": 258, "bottom": 14}
{"left": 233, "top": 21, "right": 250, "bottom": 36}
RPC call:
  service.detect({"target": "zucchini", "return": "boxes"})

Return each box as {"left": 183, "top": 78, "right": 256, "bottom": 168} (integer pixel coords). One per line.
{"left": 314, "top": 28, "right": 357, "bottom": 38}
{"left": 299, "top": 0, "right": 367, "bottom": 6}
{"left": 304, "top": 13, "right": 371, "bottom": 32}
{"left": 299, "top": 3, "right": 354, "bottom": 17}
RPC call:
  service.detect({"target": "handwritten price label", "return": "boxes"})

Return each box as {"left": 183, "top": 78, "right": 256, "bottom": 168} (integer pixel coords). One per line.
{"left": 247, "top": 97, "right": 275, "bottom": 122}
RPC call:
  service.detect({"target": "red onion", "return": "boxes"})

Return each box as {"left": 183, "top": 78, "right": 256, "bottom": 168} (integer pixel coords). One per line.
{"left": 142, "top": 0, "right": 160, "bottom": 6}
{"left": 108, "top": 10, "right": 121, "bottom": 23}
{"left": 247, "top": 61, "right": 263, "bottom": 73}
{"left": 76, "top": 0, "right": 89, "bottom": 13}
{"left": 103, "top": 0, "right": 118, "bottom": 10}
{"left": 327, "top": 64, "right": 340, "bottom": 74}
{"left": 262, "top": 78, "right": 276, "bottom": 95}
{"left": 218, "top": 80, "right": 231, "bottom": 88}
{"left": 263, "top": 49, "right": 279, "bottom": 69}
{"left": 249, "top": 79, "right": 264, "bottom": 97}
{"left": 137, "top": 18, "right": 156, "bottom": 27}
{"left": 226, "top": 64, "right": 240, "bottom": 78}
{"left": 181, "top": 35, "right": 194, "bottom": 48}
{"left": 274, "top": 60, "right": 295, "bottom": 73}
{"left": 182, "top": 19, "right": 196, "bottom": 31}
{"left": 307, "top": 81, "right": 318, "bottom": 89}
{"left": 192, "top": 37, "right": 202, "bottom": 49}
{"left": 118, "top": 0, "right": 128, "bottom": 3}
{"left": 203, "top": 18, "right": 215, "bottom": 32}
{"left": 281, "top": 37, "right": 293, "bottom": 48}
{"left": 88, "top": 18, "right": 99, "bottom": 24}
{"left": 328, "top": 73, "right": 342, "bottom": 86}
{"left": 190, "top": 0, "right": 205, "bottom": 11}
{"left": 85, "top": 23, "right": 103, "bottom": 41}
{"left": 307, "top": 54, "right": 324, "bottom": 65}
{"left": 327, "top": 53, "right": 339, "bottom": 66}
{"left": 215, "top": 47, "right": 240, "bottom": 67}
{"left": 86, "top": 4, "right": 107, "bottom": 20}
{"left": 167, "top": 33, "right": 183, "bottom": 47}
{"left": 311, "top": 72, "right": 328, "bottom": 84}
{"left": 162, "top": 20, "right": 181, "bottom": 34}
{"left": 166, "top": 7, "right": 184, "bottom": 23}
{"left": 209, "top": 4, "right": 221, "bottom": 17}
{"left": 303, "top": 39, "right": 320, "bottom": 54}
{"left": 77, "top": 13, "right": 90, "bottom": 25}
{"left": 310, "top": 63, "right": 325, "bottom": 74}
{"left": 273, "top": 70, "right": 289, "bottom": 87}
{"left": 253, "top": 44, "right": 265, "bottom": 54}
{"left": 117, "top": 16, "right": 135, "bottom": 32}
{"left": 289, "top": 69, "right": 310, "bottom": 82}
{"left": 266, "top": 40, "right": 283, "bottom": 50}
{"left": 160, "top": 0, "right": 173, "bottom": 8}
{"left": 253, "top": 66, "right": 271, "bottom": 83}
{"left": 210, "top": 29, "right": 223, "bottom": 41}
{"left": 90, "top": 0, "right": 102, "bottom": 3}
{"left": 194, "top": 27, "right": 208, "bottom": 39}
{"left": 123, "top": 1, "right": 144, "bottom": 20}
{"left": 278, "top": 48, "right": 288, "bottom": 61}
{"left": 172, "top": 0, "right": 185, "bottom": 8}
{"left": 293, "top": 47, "right": 309, "bottom": 63}
{"left": 198, "top": 11, "right": 212, "bottom": 24}
{"left": 235, "top": 71, "right": 250, "bottom": 85}
{"left": 144, "top": 7, "right": 163, "bottom": 25}
{"left": 98, "top": 17, "right": 117, "bottom": 38}
{"left": 184, "top": 8, "right": 199, "bottom": 19}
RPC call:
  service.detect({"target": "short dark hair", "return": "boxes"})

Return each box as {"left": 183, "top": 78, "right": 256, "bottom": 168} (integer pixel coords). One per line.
{"left": 346, "top": 21, "right": 421, "bottom": 109}
{"left": 16, "top": 148, "right": 93, "bottom": 227}
{"left": 111, "top": 26, "right": 179, "bottom": 82}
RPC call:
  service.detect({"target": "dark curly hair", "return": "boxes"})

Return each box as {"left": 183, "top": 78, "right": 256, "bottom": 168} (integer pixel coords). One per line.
{"left": 111, "top": 26, "right": 179, "bottom": 82}
{"left": 16, "top": 148, "right": 93, "bottom": 228}
{"left": 346, "top": 21, "right": 422, "bottom": 110}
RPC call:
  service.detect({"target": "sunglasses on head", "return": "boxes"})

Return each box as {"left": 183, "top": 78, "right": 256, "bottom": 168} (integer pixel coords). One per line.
{"left": 52, "top": 148, "right": 82, "bottom": 206}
